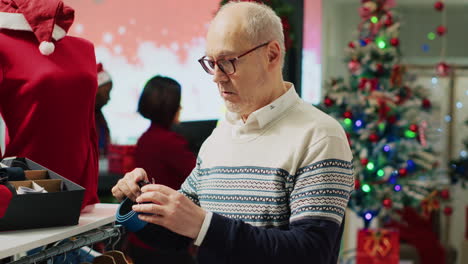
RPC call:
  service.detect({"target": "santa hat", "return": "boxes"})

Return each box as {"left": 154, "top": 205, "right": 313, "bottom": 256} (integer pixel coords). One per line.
{"left": 97, "top": 63, "right": 112, "bottom": 87}
{"left": 0, "top": 0, "right": 74, "bottom": 55}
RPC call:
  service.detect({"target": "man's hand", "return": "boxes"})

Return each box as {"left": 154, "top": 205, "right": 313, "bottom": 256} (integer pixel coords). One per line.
{"left": 111, "top": 168, "right": 148, "bottom": 202}
{"left": 132, "top": 184, "right": 206, "bottom": 239}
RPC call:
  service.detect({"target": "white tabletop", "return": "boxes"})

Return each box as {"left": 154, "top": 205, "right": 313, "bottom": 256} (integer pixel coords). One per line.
{"left": 0, "top": 203, "right": 118, "bottom": 259}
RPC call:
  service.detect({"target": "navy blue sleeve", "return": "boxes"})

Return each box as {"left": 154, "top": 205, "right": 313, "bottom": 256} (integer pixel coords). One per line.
{"left": 197, "top": 213, "right": 345, "bottom": 264}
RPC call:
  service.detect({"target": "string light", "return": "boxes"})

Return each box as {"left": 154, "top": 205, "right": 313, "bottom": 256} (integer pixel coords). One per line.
{"left": 405, "top": 130, "right": 417, "bottom": 138}
{"left": 344, "top": 118, "right": 352, "bottom": 127}
{"left": 371, "top": 16, "right": 379, "bottom": 24}
{"left": 432, "top": 77, "right": 438, "bottom": 84}
{"left": 422, "top": 44, "right": 430, "bottom": 52}
{"left": 383, "top": 145, "right": 391, "bottom": 152}
{"left": 394, "top": 185, "right": 402, "bottom": 192}
{"left": 378, "top": 123, "right": 386, "bottom": 132}
{"left": 427, "top": 32, "right": 436, "bottom": 40}
{"left": 461, "top": 150, "right": 467, "bottom": 158}
{"left": 456, "top": 102, "right": 463, "bottom": 109}
{"left": 377, "top": 169, "right": 385, "bottom": 177}
{"left": 445, "top": 115, "right": 451, "bottom": 122}
{"left": 355, "top": 120, "right": 363, "bottom": 128}
{"left": 376, "top": 37, "right": 387, "bottom": 49}
{"left": 367, "top": 162, "right": 375, "bottom": 171}
{"left": 362, "top": 184, "right": 371, "bottom": 193}
{"left": 364, "top": 212, "right": 373, "bottom": 221}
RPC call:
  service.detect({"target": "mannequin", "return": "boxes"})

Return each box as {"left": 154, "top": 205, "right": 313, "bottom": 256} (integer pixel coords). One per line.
{"left": 0, "top": 0, "right": 99, "bottom": 210}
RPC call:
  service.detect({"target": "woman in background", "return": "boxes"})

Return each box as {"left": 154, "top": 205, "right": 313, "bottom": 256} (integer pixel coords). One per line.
{"left": 127, "top": 75, "right": 196, "bottom": 264}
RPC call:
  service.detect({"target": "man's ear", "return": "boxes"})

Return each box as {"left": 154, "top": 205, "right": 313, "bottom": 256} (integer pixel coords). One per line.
{"left": 267, "top": 41, "right": 281, "bottom": 69}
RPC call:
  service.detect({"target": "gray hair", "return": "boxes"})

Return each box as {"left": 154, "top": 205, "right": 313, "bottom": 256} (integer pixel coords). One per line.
{"left": 216, "top": 1, "right": 285, "bottom": 66}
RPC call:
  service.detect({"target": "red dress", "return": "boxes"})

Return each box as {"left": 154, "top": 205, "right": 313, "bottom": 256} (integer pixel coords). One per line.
{"left": 135, "top": 124, "right": 196, "bottom": 189}
{"left": 0, "top": 29, "right": 99, "bottom": 209}
{"left": 130, "top": 123, "right": 196, "bottom": 251}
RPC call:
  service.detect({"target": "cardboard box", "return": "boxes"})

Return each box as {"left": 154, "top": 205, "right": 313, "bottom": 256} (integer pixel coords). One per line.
{"left": 0, "top": 157, "right": 85, "bottom": 231}
{"left": 10, "top": 179, "right": 63, "bottom": 193}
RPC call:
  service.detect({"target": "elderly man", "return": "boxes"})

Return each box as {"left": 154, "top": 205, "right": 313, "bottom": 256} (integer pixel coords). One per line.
{"left": 112, "top": 2, "right": 354, "bottom": 263}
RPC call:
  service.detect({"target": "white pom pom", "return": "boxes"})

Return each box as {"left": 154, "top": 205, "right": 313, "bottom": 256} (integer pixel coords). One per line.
{"left": 39, "top": 41, "right": 55, "bottom": 55}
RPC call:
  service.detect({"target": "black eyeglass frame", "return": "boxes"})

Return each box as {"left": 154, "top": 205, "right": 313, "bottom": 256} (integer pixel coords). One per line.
{"left": 198, "top": 42, "right": 270, "bottom": 75}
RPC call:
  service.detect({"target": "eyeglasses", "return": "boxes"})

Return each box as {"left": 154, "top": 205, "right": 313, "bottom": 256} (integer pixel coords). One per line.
{"left": 198, "top": 42, "right": 269, "bottom": 75}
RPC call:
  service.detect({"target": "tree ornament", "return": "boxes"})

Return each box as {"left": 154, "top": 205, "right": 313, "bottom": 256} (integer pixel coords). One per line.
{"left": 436, "top": 25, "right": 447, "bottom": 36}
{"left": 361, "top": 158, "right": 369, "bottom": 166}
{"left": 436, "top": 62, "right": 451, "bottom": 77}
{"left": 384, "top": 17, "right": 393, "bottom": 27}
{"left": 383, "top": 198, "right": 392, "bottom": 208}
{"left": 434, "top": 1, "right": 444, "bottom": 11}
{"left": 422, "top": 98, "right": 432, "bottom": 109}
{"left": 390, "top": 38, "right": 399, "bottom": 47}
{"left": 355, "top": 179, "right": 361, "bottom": 190}
{"left": 443, "top": 206, "right": 453, "bottom": 216}
{"left": 348, "top": 41, "right": 356, "bottom": 48}
{"left": 440, "top": 189, "right": 450, "bottom": 200}
{"left": 398, "top": 168, "right": 408, "bottom": 177}
{"left": 348, "top": 60, "right": 361, "bottom": 74}
{"left": 409, "top": 124, "right": 418, "bottom": 132}
{"left": 387, "top": 115, "right": 397, "bottom": 124}
{"left": 376, "top": 63, "right": 384, "bottom": 74}
{"left": 343, "top": 111, "right": 353, "bottom": 119}
{"left": 369, "top": 133, "right": 379, "bottom": 143}
{"left": 324, "top": 97, "right": 334, "bottom": 107}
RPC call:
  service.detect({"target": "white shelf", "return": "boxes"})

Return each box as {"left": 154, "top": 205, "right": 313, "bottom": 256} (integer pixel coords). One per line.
{"left": 0, "top": 203, "right": 118, "bottom": 259}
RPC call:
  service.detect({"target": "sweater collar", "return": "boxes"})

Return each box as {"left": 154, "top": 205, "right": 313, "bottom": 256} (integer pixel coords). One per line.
{"left": 225, "top": 82, "right": 300, "bottom": 130}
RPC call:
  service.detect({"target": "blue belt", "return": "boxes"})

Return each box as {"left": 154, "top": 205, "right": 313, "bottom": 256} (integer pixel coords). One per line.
{"left": 115, "top": 197, "right": 147, "bottom": 232}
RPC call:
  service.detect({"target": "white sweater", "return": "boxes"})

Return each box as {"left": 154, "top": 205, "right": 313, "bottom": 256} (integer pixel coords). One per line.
{"left": 181, "top": 83, "right": 354, "bottom": 245}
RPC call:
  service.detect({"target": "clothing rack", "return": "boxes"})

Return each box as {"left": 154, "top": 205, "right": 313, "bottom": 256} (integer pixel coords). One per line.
{"left": 8, "top": 225, "right": 121, "bottom": 264}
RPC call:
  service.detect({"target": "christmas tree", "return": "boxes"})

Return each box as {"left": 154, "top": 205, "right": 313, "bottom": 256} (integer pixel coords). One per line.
{"left": 320, "top": 0, "right": 445, "bottom": 227}
{"left": 449, "top": 119, "right": 468, "bottom": 187}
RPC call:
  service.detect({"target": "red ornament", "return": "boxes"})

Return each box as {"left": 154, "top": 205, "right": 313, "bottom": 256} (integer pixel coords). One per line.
{"left": 355, "top": 179, "right": 361, "bottom": 190}
{"left": 398, "top": 168, "right": 408, "bottom": 177}
{"left": 422, "top": 98, "right": 432, "bottom": 109}
{"left": 384, "top": 18, "right": 393, "bottom": 27}
{"left": 348, "top": 42, "right": 356, "bottom": 49}
{"left": 324, "top": 97, "right": 334, "bottom": 107}
{"left": 369, "top": 133, "right": 379, "bottom": 143}
{"left": 444, "top": 206, "right": 453, "bottom": 216}
{"left": 409, "top": 124, "right": 418, "bottom": 132}
{"left": 436, "top": 62, "right": 451, "bottom": 77}
{"left": 376, "top": 63, "right": 384, "bottom": 74}
{"left": 437, "top": 25, "right": 447, "bottom": 36}
{"left": 383, "top": 198, "right": 392, "bottom": 208}
{"left": 440, "top": 189, "right": 450, "bottom": 200}
{"left": 390, "top": 38, "right": 399, "bottom": 47}
{"left": 343, "top": 111, "right": 353, "bottom": 119}
{"left": 360, "top": 158, "right": 369, "bottom": 166}
{"left": 387, "top": 115, "right": 397, "bottom": 124}
{"left": 348, "top": 60, "right": 361, "bottom": 74}
{"left": 434, "top": 1, "right": 444, "bottom": 11}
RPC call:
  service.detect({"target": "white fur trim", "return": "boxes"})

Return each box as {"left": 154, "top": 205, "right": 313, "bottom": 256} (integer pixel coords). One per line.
{"left": 98, "top": 71, "right": 112, "bottom": 86}
{"left": 0, "top": 12, "right": 66, "bottom": 40}
{"left": 39, "top": 41, "right": 55, "bottom": 55}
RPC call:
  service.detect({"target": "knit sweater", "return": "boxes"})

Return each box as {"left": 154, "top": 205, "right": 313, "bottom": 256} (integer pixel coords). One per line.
{"left": 179, "top": 83, "right": 355, "bottom": 263}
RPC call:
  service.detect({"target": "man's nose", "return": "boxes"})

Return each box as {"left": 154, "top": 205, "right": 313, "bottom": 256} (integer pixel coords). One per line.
{"left": 212, "top": 65, "right": 229, "bottom": 83}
